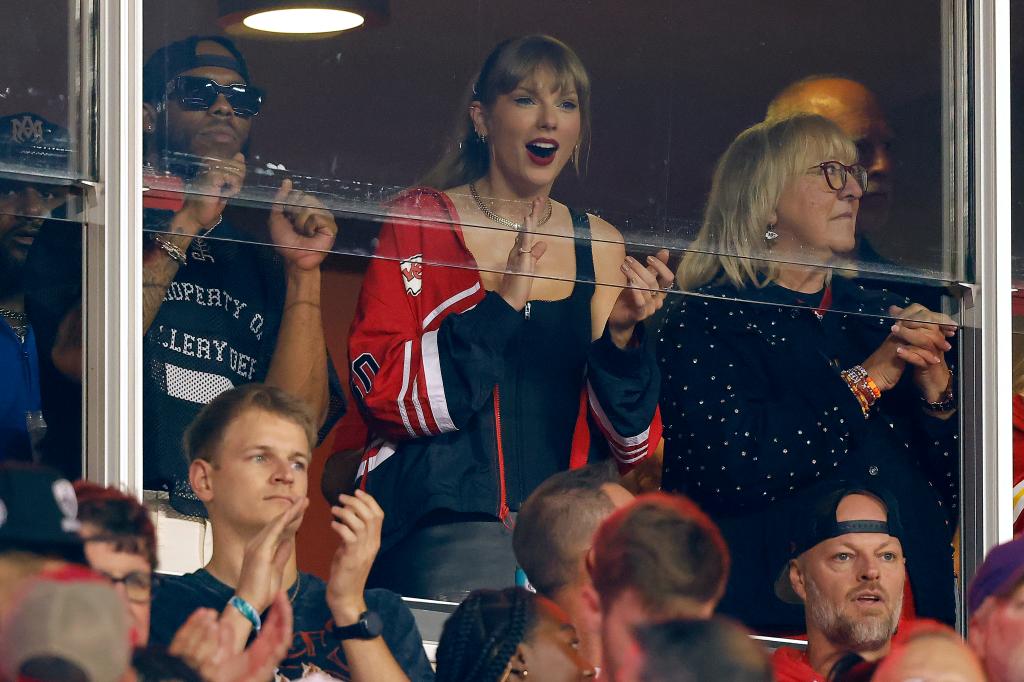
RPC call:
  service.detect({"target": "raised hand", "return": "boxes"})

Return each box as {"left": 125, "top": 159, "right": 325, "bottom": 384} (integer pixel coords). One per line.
{"left": 175, "top": 153, "right": 246, "bottom": 235}
{"left": 326, "top": 489, "right": 385, "bottom": 625}
{"left": 606, "top": 249, "right": 674, "bottom": 347}
{"left": 235, "top": 497, "right": 308, "bottom": 614}
{"left": 497, "top": 197, "right": 548, "bottom": 311}
{"left": 268, "top": 178, "right": 338, "bottom": 271}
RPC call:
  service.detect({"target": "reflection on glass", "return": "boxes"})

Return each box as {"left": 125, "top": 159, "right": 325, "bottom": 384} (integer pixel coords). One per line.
{"left": 658, "top": 115, "right": 959, "bottom": 630}
{"left": 348, "top": 35, "right": 666, "bottom": 600}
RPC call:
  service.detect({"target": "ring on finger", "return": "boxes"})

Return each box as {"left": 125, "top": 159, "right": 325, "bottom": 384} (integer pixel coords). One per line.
{"left": 518, "top": 247, "right": 532, "bottom": 254}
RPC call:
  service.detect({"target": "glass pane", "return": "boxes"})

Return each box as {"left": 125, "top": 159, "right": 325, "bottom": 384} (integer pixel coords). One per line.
{"left": 2, "top": 177, "right": 85, "bottom": 477}
{"left": 141, "top": 1, "right": 965, "bottom": 660}
{"left": 1, "top": 0, "right": 88, "bottom": 476}
{"left": 0, "top": 0, "right": 88, "bottom": 181}
{"left": 139, "top": 1, "right": 959, "bottom": 320}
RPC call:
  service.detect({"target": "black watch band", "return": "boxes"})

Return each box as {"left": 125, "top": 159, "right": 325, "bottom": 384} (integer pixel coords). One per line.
{"left": 332, "top": 610, "right": 383, "bottom": 640}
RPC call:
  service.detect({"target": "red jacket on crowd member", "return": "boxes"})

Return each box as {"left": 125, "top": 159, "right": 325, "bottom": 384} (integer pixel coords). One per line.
{"left": 347, "top": 188, "right": 662, "bottom": 549}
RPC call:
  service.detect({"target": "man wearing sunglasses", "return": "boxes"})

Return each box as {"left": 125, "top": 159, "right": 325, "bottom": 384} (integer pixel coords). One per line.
{"left": 131, "top": 35, "right": 347, "bottom": 570}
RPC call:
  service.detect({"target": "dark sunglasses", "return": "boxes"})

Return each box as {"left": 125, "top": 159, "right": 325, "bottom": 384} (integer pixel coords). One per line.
{"left": 165, "top": 76, "right": 264, "bottom": 118}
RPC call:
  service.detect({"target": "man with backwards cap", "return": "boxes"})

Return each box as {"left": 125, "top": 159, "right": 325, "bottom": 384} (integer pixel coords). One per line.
{"left": 27, "top": 35, "right": 346, "bottom": 568}
{"left": 0, "top": 113, "right": 71, "bottom": 462}
{"left": 771, "top": 481, "right": 907, "bottom": 682}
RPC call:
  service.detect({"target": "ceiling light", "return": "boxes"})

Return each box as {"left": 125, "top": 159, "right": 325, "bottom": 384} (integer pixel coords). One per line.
{"left": 243, "top": 8, "right": 364, "bottom": 33}
{"left": 219, "top": 1, "right": 388, "bottom": 39}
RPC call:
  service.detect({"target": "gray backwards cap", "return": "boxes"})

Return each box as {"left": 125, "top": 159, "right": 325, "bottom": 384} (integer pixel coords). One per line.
{"left": 774, "top": 480, "right": 904, "bottom": 604}
{"left": 142, "top": 35, "right": 252, "bottom": 104}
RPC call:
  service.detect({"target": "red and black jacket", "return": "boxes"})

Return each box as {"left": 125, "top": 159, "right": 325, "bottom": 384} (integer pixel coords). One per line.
{"left": 347, "top": 188, "right": 661, "bottom": 549}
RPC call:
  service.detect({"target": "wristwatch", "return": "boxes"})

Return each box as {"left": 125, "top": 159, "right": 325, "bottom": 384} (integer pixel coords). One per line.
{"left": 332, "top": 610, "right": 384, "bottom": 640}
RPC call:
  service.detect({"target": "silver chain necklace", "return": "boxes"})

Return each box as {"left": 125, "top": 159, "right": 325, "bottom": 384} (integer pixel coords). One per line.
{"left": 469, "top": 182, "right": 552, "bottom": 230}
{"left": 0, "top": 307, "right": 29, "bottom": 343}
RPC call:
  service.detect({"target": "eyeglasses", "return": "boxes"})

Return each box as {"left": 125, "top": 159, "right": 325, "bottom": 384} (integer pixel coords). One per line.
{"left": 97, "top": 569, "right": 154, "bottom": 604}
{"left": 809, "top": 161, "right": 869, "bottom": 193}
{"left": 165, "top": 76, "right": 264, "bottom": 118}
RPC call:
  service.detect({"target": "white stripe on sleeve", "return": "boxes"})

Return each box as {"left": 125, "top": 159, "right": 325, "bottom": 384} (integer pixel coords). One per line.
{"left": 422, "top": 282, "right": 482, "bottom": 328}
{"left": 422, "top": 330, "right": 457, "bottom": 433}
{"left": 586, "top": 381, "right": 651, "bottom": 448}
{"left": 397, "top": 341, "right": 418, "bottom": 438}
{"left": 411, "top": 376, "right": 432, "bottom": 436}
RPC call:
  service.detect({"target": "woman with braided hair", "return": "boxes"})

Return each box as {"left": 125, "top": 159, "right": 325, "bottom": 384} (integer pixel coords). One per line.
{"left": 435, "top": 587, "right": 594, "bottom": 681}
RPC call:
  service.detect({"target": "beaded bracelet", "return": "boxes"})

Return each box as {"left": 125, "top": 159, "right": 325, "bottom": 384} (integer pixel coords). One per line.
{"left": 151, "top": 234, "right": 188, "bottom": 266}
{"left": 840, "top": 365, "right": 880, "bottom": 418}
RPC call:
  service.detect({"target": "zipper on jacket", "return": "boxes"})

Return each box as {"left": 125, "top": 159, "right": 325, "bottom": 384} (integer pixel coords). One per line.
{"left": 493, "top": 385, "right": 511, "bottom": 528}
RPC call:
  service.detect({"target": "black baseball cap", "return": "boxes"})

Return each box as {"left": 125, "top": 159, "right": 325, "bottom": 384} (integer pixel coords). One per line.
{"left": 0, "top": 112, "right": 71, "bottom": 178}
{"left": 774, "top": 480, "right": 904, "bottom": 604}
{"left": 0, "top": 464, "right": 86, "bottom": 564}
{"left": 143, "top": 35, "right": 252, "bottom": 105}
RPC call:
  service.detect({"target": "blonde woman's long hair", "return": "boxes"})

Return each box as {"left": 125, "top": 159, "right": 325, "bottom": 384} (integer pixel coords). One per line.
{"left": 678, "top": 114, "right": 857, "bottom": 291}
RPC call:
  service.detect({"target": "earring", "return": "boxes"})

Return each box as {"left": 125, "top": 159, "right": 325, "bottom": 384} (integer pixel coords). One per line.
{"left": 765, "top": 224, "right": 778, "bottom": 242}
{"left": 477, "top": 131, "right": 487, "bottom": 144}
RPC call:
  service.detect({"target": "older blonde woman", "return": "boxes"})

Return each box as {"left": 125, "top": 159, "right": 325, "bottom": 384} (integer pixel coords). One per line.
{"left": 657, "top": 114, "right": 958, "bottom": 630}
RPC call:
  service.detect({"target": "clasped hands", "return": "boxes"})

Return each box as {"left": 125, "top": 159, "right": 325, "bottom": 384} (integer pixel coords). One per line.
{"left": 863, "top": 303, "right": 957, "bottom": 405}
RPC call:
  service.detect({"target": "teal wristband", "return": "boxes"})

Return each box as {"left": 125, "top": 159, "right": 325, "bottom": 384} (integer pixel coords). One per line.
{"left": 229, "top": 595, "right": 262, "bottom": 632}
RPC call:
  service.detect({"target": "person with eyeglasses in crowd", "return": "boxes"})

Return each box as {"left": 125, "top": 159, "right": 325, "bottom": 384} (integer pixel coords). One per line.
{"left": 25, "top": 35, "right": 346, "bottom": 573}
{"left": 73, "top": 480, "right": 160, "bottom": 646}
{"left": 656, "top": 114, "right": 960, "bottom": 633}
{"left": 347, "top": 34, "right": 670, "bottom": 601}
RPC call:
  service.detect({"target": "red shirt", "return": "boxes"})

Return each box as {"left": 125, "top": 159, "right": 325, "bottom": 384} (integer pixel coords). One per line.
{"left": 771, "top": 647, "right": 824, "bottom": 682}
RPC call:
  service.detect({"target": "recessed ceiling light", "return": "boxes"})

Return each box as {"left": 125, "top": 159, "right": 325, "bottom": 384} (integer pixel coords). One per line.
{"left": 219, "top": 1, "right": 388, "bottom": 39}
{"left": 242, "top": 7, "right": 364, "bottom": 33}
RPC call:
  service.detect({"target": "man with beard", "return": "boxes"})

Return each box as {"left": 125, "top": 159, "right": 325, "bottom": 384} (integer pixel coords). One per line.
{"left": 26, "top": 36, "right": 345, "bottom": 563}
{"left": 771, "top": 482, "right": 906, "bottom": 682}
{"left": 0, "top": 113, "right": 70, "bottom": 460}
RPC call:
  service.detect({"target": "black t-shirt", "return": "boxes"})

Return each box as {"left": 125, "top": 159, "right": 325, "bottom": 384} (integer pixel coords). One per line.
{"left": 150, "top": 569, "right": 434, "bottom": 681}
{"left": 143, "top": 214, "right": 345, "bottom": 516}
{"left": 144, "top": 219, "right": 283, "bottom": 514}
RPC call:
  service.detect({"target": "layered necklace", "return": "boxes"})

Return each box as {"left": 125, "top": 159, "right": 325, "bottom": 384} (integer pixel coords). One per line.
{"left": 0, "top": 308, "right": 29, "bottom": 343}
{"left": 469, "top": 182, "right": 552, "bottom": 230}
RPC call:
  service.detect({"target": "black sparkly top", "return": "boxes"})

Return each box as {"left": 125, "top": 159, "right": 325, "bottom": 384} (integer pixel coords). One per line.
{"left": 657, "top": 275, "right": 958, "bottom": 523}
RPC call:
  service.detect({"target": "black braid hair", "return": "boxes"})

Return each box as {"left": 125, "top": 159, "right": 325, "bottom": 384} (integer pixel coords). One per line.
{"left": 435, "top": 587, "right": 539, "bottom": 682}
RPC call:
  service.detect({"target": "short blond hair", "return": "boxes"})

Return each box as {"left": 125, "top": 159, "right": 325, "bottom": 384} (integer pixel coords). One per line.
{"left": 678, "top": 114, "right": 857, "bottom": 291}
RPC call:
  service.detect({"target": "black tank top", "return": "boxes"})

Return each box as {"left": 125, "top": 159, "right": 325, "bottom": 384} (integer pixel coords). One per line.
{"left": 499, "top": 208, "right": 596, "bottom": 508}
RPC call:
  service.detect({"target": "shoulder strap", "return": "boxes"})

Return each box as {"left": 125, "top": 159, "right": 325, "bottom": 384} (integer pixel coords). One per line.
{"left": 568, "top": 208, "right": 595, "bottom": 282}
